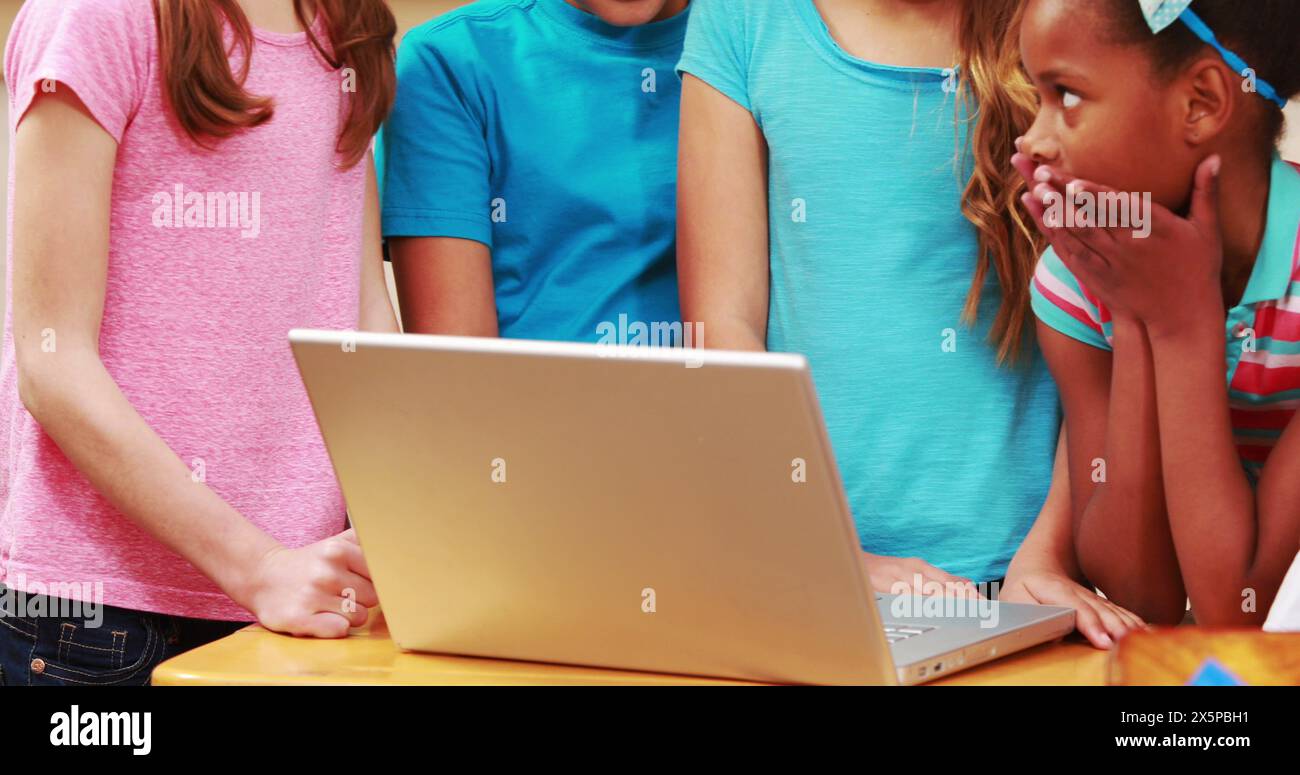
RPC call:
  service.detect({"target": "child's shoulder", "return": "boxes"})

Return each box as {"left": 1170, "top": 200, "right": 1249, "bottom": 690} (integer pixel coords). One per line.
{"left": 402, "top": 0, "right": 539, "bottom": 53}
{"left": 15, "top": 0, "right": 153, "bottom": 25}
{"left": 1031, "top": 247, "right": 1113, "bottom": 351}
{"left": 6, "top": 0, "right": 154, "bottom": 81}
{"left": 691, "top": 0, "right": 791, "bottom": 27}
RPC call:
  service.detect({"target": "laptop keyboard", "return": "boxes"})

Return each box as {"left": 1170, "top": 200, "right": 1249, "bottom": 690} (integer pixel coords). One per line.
{"left": 876, "top": 597, "right": 937, "bottom": 644}
{"left": 882, "top": 624, "right": 936, "bottom": 644}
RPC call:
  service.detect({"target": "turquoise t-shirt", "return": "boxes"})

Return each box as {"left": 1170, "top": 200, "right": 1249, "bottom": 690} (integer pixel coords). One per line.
{"left": 678, "top": 0, "right": 1061, "bottom": 581}
{"left": 378, "top": 0, "right": 687, "bottom": 341}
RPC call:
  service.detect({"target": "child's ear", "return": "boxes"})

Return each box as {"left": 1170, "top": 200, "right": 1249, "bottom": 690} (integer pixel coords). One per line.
{"left": 1180, "top": 56, "right": 1235, "bottom": 147}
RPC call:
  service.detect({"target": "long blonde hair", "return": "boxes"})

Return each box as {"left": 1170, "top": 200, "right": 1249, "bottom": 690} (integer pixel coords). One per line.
{"left": 954, "top": 0, "right": 1044, "bottom": 364}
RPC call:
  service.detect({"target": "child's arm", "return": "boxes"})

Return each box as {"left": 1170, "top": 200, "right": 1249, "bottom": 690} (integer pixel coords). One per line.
{"left": 389, "top": 237, "right": 498, "bottom": 336}
{"left": 1104, "top": 159, "right": 1296, "bottom": 623}
{"left": 360, "top": 154, "right": 400, "bottom": 334}
{"left": 1001, "top": 429, "right": 1146, "bottom": 647}
{"left": 1029, "top": 158, "right": 1300, "bottom": 624}
{"left": 676, "top": 74, "right": 769, "bottom": 352}
{"left": 1038, "top": 319, "right": 1188, "bottom": 624}
{"left": 380, "top": 26, "right": 497, "bottom": 337}
{"left": 678, "top": 73, "right": 977, "bottom": 597}
{"left": 1015, "top": 151, "right": 1186, "bottom": 623}
{"left": 13, "top": 88, "right": 377, "bottom": 637}
{"left": 1147, "top": 324, "right": 1300, "bottom": 625}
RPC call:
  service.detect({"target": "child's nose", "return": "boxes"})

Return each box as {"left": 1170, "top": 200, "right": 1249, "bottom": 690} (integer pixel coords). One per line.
{"left": 1019, "top": 119, "right": 1060, "bottom": 166}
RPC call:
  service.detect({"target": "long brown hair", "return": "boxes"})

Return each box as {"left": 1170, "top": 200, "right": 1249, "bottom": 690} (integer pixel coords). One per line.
{"left": 954, "top": 0, "right": 1044, "bottom": 364}
{"left": 152, "top": 0, "right": 396, "bottom": 168}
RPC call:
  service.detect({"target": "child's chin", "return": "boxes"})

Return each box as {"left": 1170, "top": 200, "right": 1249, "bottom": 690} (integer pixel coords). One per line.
{"left": 597, "top": 12, "right": 660, "bottom": 27}
{"left": 589, "top": 1, "right": 665, "bottom": 27}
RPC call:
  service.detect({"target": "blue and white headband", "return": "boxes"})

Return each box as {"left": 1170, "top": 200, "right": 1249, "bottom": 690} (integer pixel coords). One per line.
{"left": 1139, "top": 0, "right": 1287, "bottom": 109}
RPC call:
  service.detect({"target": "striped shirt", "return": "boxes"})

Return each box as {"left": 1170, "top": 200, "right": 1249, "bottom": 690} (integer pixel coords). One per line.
{"left": 1031, "top": 154, "right": 1300, "bottom": 480}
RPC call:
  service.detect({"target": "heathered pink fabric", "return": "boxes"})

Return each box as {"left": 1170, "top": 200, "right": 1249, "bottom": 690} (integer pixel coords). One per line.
{"left": 0, "top": 0, "right": 363, "bottom": 620}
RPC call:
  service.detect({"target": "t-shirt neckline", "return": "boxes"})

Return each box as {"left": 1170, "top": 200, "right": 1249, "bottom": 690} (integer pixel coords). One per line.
{"left": 791, "top": 0, "right": 956, "bottom": 87}
{"left": 537, "top": 0, "right": 690, "bottom": 50}
{"left": 1238, "top": 153, "right": 1300, "bottom": 307}
{"left": 250, "top": 13, "right": 327, "bottom": 47}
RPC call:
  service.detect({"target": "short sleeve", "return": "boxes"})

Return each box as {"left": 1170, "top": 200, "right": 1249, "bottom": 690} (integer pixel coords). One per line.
{"left": 675, "top": 0, "right": 752, "bottom": 111}
{"left": 4, "top": 0, "right": 153, "bottom": 143}
{"left": 1030, "top": 247, "right": 1112, "bottom": 351}
{"left": 378, "top": 25, "right": 492, "bottom": 246}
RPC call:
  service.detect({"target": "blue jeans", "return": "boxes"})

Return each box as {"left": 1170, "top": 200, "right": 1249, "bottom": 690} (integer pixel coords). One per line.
{"left": 0, "top": 585, "right": 246, "bottom": 686}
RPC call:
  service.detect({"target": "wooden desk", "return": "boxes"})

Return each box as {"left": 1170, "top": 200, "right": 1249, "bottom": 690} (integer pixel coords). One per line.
{"left": 152, "top": 611, "right": 1107, "bottom": 686}
{"left": 1109, "top": 628, "right": 1300, "bottom": 685}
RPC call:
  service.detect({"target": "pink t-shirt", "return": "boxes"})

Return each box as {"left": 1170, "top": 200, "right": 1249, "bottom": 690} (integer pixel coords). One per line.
{"left": 1, "top": 0, "right": 364, "bottom": 620}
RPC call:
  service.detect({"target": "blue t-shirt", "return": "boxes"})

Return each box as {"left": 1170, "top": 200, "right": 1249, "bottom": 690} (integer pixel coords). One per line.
{"left": 379, "top": 0, "right": 687, "bottom": 341}
{"left": 678, "top": 0, "right": 1061, "bottom": 581}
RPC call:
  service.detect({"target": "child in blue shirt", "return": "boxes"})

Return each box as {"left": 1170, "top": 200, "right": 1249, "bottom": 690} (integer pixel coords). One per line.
{"left": 379, "top": 0, "right": 689, "bottom": 342}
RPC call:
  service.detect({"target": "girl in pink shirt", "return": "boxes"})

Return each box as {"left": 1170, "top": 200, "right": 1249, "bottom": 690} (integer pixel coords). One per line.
{"left": 0, "top": 0, "right": 398, "bottom": 685}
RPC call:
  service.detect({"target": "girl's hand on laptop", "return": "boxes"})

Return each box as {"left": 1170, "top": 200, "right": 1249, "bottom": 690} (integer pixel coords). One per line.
{"left": 1000, "top": 571, "right": 1146, "bottom": 650}
{"left": 862, "top": 553, "right": 983, "bottom": 599}
{"left": 243, "top": 528, "right": 380, "bottom": 638}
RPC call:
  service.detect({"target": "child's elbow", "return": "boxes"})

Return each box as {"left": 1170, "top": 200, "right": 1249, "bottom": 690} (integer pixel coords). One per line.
{"left": 1085, "top": 567, "right": 1187, "bottom": 625}
{"left": 1185, "top": 598, "right": 1263, "bottom": 628}
{"left": 15, "top": 345, "right": 70, "bottom": 423}
{"left": 16, "top": 356, "right": 52, "bottom": 420}
{"left": 1126, "top": 596, "right": 1188, "bottom": 627}
{"left": 1076, "top": 541, "right": 1187, "bottom": 624}
{"left": 1093, "top": 583, "right": 1186, "bottom": 626}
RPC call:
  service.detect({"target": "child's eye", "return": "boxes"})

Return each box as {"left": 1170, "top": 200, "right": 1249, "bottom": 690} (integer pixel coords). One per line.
{"left": 1060, "top": 89, "right": 1082, "bottom": 109}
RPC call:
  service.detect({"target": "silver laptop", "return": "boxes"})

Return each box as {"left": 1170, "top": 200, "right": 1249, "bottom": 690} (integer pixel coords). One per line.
{"left": 289, "top": 329, "right": 1074, "bottom": 685}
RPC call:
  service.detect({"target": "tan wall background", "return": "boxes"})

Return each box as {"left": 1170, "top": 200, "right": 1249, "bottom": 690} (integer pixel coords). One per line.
{"left": 1, "top": 0, "right": 1299, "bottom": 326}
{"left": 392, "top": 0, "right": 472, "bottom": 31}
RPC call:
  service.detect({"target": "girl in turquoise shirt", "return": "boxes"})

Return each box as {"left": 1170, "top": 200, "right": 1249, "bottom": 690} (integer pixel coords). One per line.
{"left": 677, "top": 0, "right": 1142, "bottom": 647}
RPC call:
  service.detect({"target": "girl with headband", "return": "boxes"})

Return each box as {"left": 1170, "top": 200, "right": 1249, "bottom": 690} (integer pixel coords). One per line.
{"left": 1018, "top": 0, "right": 1300, "bottom": 625}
